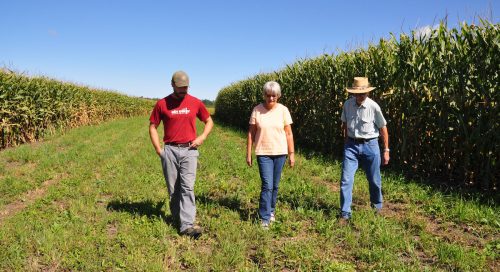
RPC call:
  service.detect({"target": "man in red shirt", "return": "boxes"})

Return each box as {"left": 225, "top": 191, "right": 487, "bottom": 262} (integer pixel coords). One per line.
{"left": 149, "top": 71, "right": 213, "bottom": 239}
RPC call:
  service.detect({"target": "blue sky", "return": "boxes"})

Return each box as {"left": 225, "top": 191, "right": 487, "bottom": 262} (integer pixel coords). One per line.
{"left": 1, "top": 0, "right": 497, "bottom": 100}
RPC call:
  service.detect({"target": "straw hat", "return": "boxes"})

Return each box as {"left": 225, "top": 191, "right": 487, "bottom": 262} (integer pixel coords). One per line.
{"left": 345, "top": 77, "right": 376, "bottom": 93}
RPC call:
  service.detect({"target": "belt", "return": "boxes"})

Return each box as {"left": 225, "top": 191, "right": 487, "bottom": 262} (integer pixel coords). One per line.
{"left": 165, "top": 142, "right": 191, "bottom": 147}
{"left": 348, "top": 137, "right": 377, "bottom": 143}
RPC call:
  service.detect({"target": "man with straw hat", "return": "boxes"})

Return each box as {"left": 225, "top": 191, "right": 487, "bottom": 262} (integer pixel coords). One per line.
{"left": 339, "top": 77, "right": 390, "bottom": 222}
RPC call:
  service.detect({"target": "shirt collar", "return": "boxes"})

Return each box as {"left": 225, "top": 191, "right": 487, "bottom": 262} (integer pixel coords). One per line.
{"left": 352, "top": 99, "right": 367, "bottom": 109}
{"left": 353, "top": 97, "right": 370, "bottom": 108}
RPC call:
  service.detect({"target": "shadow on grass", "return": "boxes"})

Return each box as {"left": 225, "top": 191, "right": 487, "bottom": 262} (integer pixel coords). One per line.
{"left": 279, "top": 193, "right": 340, "bottom": 217}
{"left": 197, "top": 192, "right": 339, "bottom": 221}
{"left": 106, "top": 199, "right": 178, "bottom": 228}
{"left": 196, "top": 194, "right": 259, "bottom": 222}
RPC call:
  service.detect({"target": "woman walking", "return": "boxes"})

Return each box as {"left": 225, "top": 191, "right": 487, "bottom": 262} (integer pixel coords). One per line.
{"left": 246, "top": 81, "right": 295, "bottom": 229}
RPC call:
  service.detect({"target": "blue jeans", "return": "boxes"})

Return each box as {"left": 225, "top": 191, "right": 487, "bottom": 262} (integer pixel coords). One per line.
{"left": 257, "top": 155, "right": 287, "bottom": 223}
{"left": 340, "top": 138, "right": 383, "bottom": 218}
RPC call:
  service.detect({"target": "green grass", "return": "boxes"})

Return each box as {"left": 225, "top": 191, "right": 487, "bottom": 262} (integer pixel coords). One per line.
{"left": 0, "top": 116, "right": 498, "bottom": 271}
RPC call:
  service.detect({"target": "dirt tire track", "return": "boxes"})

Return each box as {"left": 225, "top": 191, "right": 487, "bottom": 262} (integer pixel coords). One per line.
{"left": 0, "top": 173, "right": 67, "bottom": 224}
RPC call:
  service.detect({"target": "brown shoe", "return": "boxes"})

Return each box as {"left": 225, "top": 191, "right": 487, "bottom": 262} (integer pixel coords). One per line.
{"left": 180, "top": 226, "right": 203, "bottom": 239}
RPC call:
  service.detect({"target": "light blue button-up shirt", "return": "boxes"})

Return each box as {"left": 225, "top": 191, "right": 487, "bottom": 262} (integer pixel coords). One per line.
{"left": 341, "top": 97, "right": 387, "bottom": 139}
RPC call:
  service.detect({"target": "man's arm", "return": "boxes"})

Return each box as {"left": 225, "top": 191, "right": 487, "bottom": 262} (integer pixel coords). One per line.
{"left": 380, "top": 126, "right": 390, "bottom": 165}
{"left": 149, "top": 123, "right": 163, "bottom": 156}
{"left": 191, "top": 117, "right": 214, "bottom": 148}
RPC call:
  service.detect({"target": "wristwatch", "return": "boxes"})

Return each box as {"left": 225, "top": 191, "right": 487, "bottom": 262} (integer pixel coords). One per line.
{"left": 384, "top": 148, "right": 390, "bottom": 152}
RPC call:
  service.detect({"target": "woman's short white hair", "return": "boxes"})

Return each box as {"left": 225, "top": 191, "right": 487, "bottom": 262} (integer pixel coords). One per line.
{"left": 262, "top": 81, "right": 281, "bottom": 98}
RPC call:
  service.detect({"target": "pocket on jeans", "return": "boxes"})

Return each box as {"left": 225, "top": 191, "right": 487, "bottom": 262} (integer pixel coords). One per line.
{"left": 367, "top": 138, "right": 379, "bottom": 146}
{"left": 188, "top": 149, "right": 199, "bottom": 157}
{"left": 367, "top": 141, "right": 380, "bottom": 154}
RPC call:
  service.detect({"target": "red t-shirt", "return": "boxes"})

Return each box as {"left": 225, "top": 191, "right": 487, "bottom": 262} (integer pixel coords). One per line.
{"left": 149, "top": 94, "right": 210, "bottom": 143}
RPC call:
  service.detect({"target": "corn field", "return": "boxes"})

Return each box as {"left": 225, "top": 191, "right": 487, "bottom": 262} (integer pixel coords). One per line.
{"left": 215, "top": 20, "right": 499, "bottom": 190}
{"left": 0, "top": 69, "right": 155, "bottom": 149}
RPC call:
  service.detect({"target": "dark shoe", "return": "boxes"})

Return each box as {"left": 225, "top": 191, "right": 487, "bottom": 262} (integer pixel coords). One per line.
{"left": 180, "top": 226, "right": 203, "bottom": 239}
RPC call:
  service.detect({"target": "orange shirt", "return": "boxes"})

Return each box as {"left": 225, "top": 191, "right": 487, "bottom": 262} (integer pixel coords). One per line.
{"left": 249, "top": 103, "right": 293, "bottom": 155}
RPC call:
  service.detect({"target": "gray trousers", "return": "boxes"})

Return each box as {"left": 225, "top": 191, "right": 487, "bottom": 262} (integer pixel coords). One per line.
{"left": 160, "top": 145, "right": 199, "bottom": 232}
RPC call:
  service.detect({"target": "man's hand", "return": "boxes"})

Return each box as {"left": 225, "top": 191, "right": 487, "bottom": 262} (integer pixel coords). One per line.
{"left": 191, "top": 117, "right": 213, "bottom": 148}
{"left": 382, "top": 151, "right": 390, "bottom": 165}
{"left": 246, "top": 154, "right": 252, "bottom": 167}
{"left": 380, "top": 126, "right": 389, "bottom": 165}
{"left": 191, "top": 135, "right": 206, "bottom": 148}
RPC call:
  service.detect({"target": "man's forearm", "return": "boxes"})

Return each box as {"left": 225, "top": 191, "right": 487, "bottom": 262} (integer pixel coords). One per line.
{"left": 380, "top": 126, "right": 389, "bottom": 150}
{"left": 149, "top": 124, "right": 162, "bottom": 153}
{"left": 201, "top": 117, "right": 214, "bottom": 139}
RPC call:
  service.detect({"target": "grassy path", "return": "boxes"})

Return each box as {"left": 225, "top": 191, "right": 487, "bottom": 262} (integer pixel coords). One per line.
{"left": 0, "top": 116, "right": 498, "bottom": 271}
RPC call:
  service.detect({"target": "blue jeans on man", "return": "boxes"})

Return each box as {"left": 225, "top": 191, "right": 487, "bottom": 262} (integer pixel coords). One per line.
{"left": 340, "top": 138, "right": 383, "bottom": 219}
{"left": 257, "top": 155, "right": 287, "bottom": 223}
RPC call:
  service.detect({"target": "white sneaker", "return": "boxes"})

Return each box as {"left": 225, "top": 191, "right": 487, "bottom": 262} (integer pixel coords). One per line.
{"left": 270, "top": 213, "right": 276, "bottom": 222}
{"left": 261, "top": 220, "right": 270, "bottom": 230}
